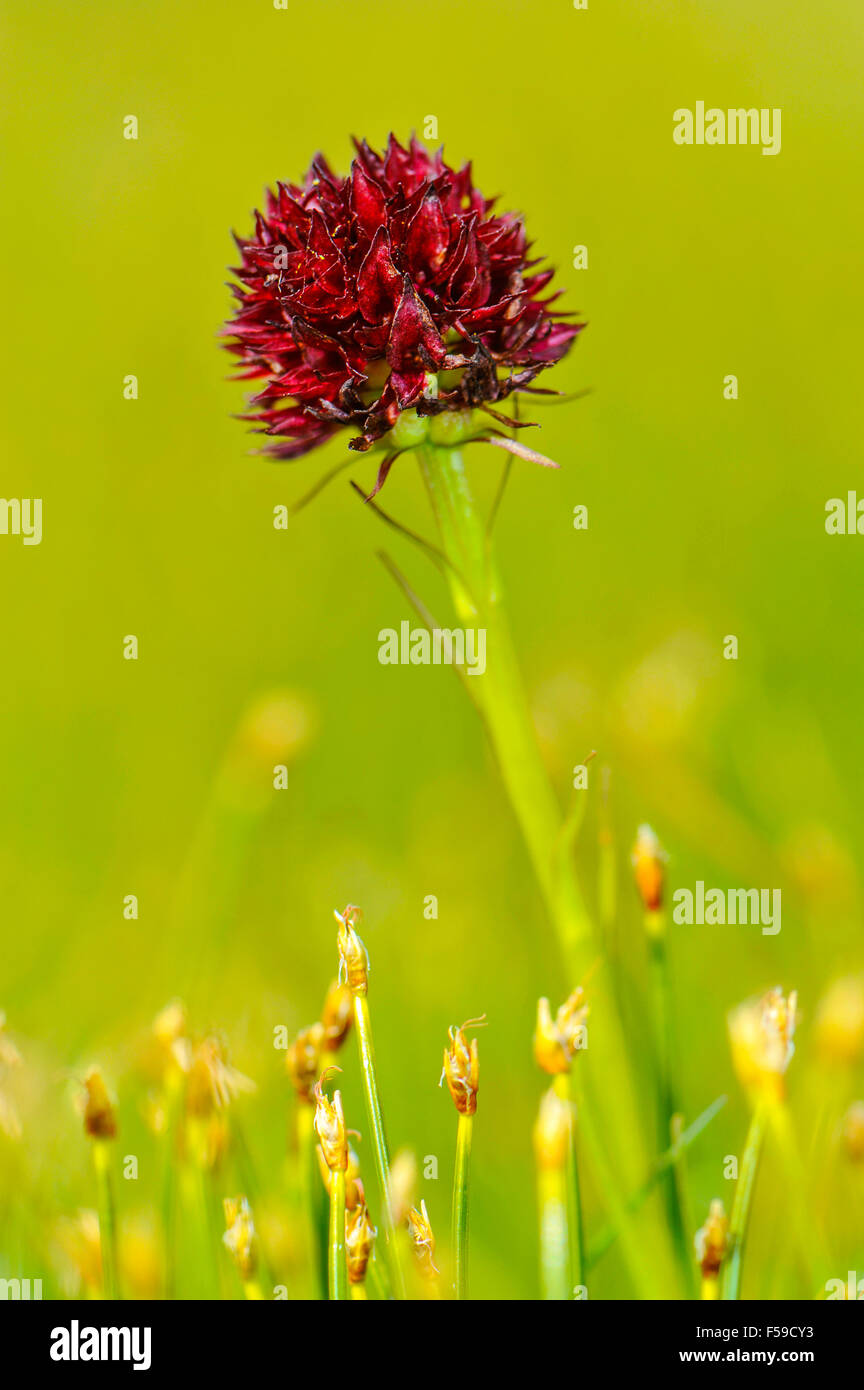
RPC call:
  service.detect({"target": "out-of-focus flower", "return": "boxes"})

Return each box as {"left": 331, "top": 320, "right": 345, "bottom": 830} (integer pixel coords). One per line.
{"left": 53, "top": 1210, "right": 102, "bottom": 1296}
{"left": 728, "top": 988, "right": 798, "bottom": 1104}
{"left": 814, "top": 977, "right": 864, "bottom": 1068}
{"left": 841, "top": 1101, "right": 864, "bottom": 1163}
{"left": 406, "top": 1199, "right": 439, "bottom": 1280}
{"left": 223, "top": 1196, "right": 258, "bottom": 1281}
{"left": 631, "top": 824, "right": 667, "bottom": 919}
{"left": 345, "top": 1201, "right": 376, "bottom": 1285}
{"left": 185, "top": 1037, "right": 255, "bottom": 1119}
{"left": 534, "top": 989, "right": 589, "bottom": 1075}
{"left": 694, "top": 1199, "right": 729, "bottom": 1279}
{"left": 320, "top": 980, "right": 353, "bottom": 1051}
{"left": 224, "top": 135, "right": 581, "bottom": 491}
{"left": 119, "top": 1216, "right": 162, "bottom": 1300}
{"left": 533, "top": 1086, "right": 571, "bottom": 1170}
{"left": 441, "top": 1017, "right": 483, "bottom": 1116}
{"left": 80, "top": 1069, "right": 117, "bottom": 1141}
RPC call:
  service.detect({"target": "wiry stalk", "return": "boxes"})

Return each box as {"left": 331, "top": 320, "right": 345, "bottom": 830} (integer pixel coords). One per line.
{"left": 535, "top": 1085, "right": 574, "bottom": 1300}
{"left": 722, "top": 1104, "right": 767, "bottom": 1300}
{"left": 328, "top": 1170, "right": 348, "bottom": 1301}
{"left": 336, "top": 908, "right": 406, "bottom": 1298}
{"left": 93, "top": 1141, "right": 118, "bottom": 1300}
{"left": 452, "top": 1113, "right": 473, "bottom": 1299}
{"left": 553, "top": 1072, "right": 584, "bottom": 1291}
{"left": 416, "top": 443, "right": 680, "bottom": 1293}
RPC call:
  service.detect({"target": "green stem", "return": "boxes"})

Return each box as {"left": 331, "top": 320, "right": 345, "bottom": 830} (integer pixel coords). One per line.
{"left": 553, "top": 1072, "right": 584, "bottom": 1292}
{"left": 296, "top": 1102, "right": 328, "bottom": 1298}
{"left": 722, "top": 1104, "right": 767, "bottom": 1300}
{"left": 452, "top": 1112, "right": 473, "bottom": 1299}
{"left": 328, "top": 1169, "right": 348, "bottom": 1301}
{"left": 648, "top": 929, "right": 693, "bottom": 1291}
{"left": 415, "top": 443, "right": 681, "bottom": 1295}
{"left": 354, "top": 995, "right": 406, "bottom": 1298}
{"left": 416, "top": 445, "right": 591, "bottom": 960}
{"left": 537, "top": 1163, "right": 570, "bottom": 1300}
{"left": 93, "top": 1141, "right": 119, "bottom": 1300}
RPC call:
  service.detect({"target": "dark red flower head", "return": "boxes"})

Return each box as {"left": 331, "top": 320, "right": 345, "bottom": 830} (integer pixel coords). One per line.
{"left": 224, "top": 135, "right": 582, "bottom": 476}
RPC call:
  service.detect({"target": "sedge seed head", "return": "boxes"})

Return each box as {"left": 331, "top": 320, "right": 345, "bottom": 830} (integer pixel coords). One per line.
{"left": 320, "top": 980, "right": 354, "bottom": 1051}
{"left": 345, "top": 1201, "right": 376, "bottom": 1284}
{"left": 441, "top": 1016, "right": 484, "bottom": 1116}
{"left": 728, "top": 987, "right": 798, "bottom": 1104}
{"left": 313, "top": 1071, "right": 348, "bottom": 1171}
{"left": 631, "top": 823, "right": 667, "bottom": 918}
{"left": 286, "top": 1022, "right": 326, "bottom": 1103}
{"left": 694, "top": 1199, "right": 729, "bottom": 1278}
{"left": 534, "top": 989, "right": 589, "bottom": 1075}
{"left": 406, "top": 1199, "right": 439, "bottom": 1279}
{"left": 81, "top": 1069, "right": 117, "bottom": 1141}
{"left": 335, "top": 905, "right": 369, "bottom": 996}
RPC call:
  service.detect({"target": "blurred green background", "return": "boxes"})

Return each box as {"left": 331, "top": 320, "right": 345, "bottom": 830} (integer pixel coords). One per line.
{"left": 1, "top": 0, "right": 863, "bottom": 1298}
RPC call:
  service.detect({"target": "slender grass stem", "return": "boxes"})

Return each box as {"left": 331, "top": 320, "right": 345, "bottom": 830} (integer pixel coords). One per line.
{"left": 350, "top": 1282, "right": 368, "bottom": 1300}
{"left": 93, "top": 1141, "right": 119, "bottom": 1300}
{"left": 701, "top": 1275, "right": 720, "bottom": 1299}
{"left": 553, "top": 1073, "right": 584, "bottom": 1292}
{"left": 296, "top": 1103, "right": 327, "bottom": 1298}
{"left": 328, "top": 1169, "right": 348, "bottom": 1301}
{"left": 648, "top": 929, "right": 693, "bottom": 1291}
{"left": 353, "top": 995, "right": 406, "bottom": 1298}
{"left": 452, "top": 1112, "right": 473, "bottom": 1299}
{"left": 722, "top": 1103, "right": 767, "bottom": 1300}
{"left": 537, "top": 1162, "right": 570, "bottom": 1301}
{"left": 415, "top": 443, "right": 681, "bottom": 1294}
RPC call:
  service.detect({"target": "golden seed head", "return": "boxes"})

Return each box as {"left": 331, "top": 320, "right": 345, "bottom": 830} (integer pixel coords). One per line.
{"left": 313, "top": 1072, "right": 348, "bottom": 1171}
{"left": 694, "top": 1199, "right": 730, "bottom": 1278}
{"left": 631, "top": 823, "right": 667, "bottom": 916}
{"left": 441, "top": 1016, "right": 484, "bottom": 1116}
{"left": 222, "top": 1195, "right": 258, "bottom": 1281}
{"left": 185, "top": 1037, "right": 255, "bottom": 1119}
{"left": 345, "top": 1201, "right": 376, "bottom": 1284}
{"left": 728, "top": 987, "right": 798, "bottom": 1104}
{"left": 534, "top": 989, "right": 589, "bottom": 1075}
{"left": 82, "top": 1069, "right": 117, "bottom": 1141}
{"left": 814, "top": 976, "right": 864, "bottom": 1068}
{"left": 320, "top": 980, "right": 354, "bottom": 1051}
{"left": 406, "top": 1199, "right": 439, "bottom": 1279}
{"left": 286, "top": 1022, "right": 325, "bottom": 1104}
{"left": 533, "top": 1086, "right": 571, "bottom": 1170}
{"left": 335, "top": 905, "right": 369, "bottom": 996}
{"left": 842, "top": 1101, "right": 864, "bottom": 1163}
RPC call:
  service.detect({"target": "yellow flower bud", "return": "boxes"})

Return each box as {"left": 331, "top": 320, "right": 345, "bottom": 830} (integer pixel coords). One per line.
{"left": 406, "top": 1199, "right": 439, "bottom": 1279}
{"left": 728, "top": 987, "right": 797, "bottom": 1104}
{"left": 335, "top": 905, "right": 369, "bottom": 996}
{"left": 694, "top": 1199, "right": 729, "bottom": 1278}
{"left": 345, "top": 1201, "right": 376, "bottom": 1284}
